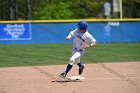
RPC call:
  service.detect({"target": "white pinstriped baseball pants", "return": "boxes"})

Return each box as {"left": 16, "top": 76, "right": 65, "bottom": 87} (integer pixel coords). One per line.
{"left": 69, "top": 48, "right": 85, "bottom": 65}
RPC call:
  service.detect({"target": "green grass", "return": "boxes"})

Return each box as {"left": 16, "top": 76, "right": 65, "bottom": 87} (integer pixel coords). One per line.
{"left": 0, "top": 43, "right": 140, "bottom": 67}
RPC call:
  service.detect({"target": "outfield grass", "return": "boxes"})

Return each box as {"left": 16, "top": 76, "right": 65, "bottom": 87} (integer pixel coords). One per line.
{"left": 0, "top": 43, "right": 140, "bottom": 67}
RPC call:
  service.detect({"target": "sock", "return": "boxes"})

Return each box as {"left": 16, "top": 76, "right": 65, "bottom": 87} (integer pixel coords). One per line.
{"left": 77, "top": 62, "right": 84, "bottom": 68}
{"left": 64, "top": 64, "right": 73, "bottom": 74}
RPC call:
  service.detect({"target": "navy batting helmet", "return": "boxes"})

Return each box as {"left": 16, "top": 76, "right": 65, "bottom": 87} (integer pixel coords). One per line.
{"left": 78, "top": 21, "right": 88, "bottom": 30}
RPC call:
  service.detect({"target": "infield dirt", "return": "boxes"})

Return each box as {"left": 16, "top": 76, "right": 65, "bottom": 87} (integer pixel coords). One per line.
{"left": 0, "top": 62, "right": 140, "bottom": 93}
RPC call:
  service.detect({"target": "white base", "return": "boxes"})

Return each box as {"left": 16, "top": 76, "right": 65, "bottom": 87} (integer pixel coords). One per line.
{"left": 67, "top": 76, "right": 85, "bottom": 80}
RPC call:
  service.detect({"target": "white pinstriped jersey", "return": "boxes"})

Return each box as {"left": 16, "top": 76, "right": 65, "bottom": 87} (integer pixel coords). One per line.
{"left": 69, "top": 28, "right": 96, "bottom": 50}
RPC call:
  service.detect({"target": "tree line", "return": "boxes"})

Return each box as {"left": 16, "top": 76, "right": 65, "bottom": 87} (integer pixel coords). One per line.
{"left": 0, "top": 0, "right": 140, "bottom": 20}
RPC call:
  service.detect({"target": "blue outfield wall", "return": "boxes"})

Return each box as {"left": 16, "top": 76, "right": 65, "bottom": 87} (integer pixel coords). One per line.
{"left": 0, "top": 21, "right": 140, "bottom": 44}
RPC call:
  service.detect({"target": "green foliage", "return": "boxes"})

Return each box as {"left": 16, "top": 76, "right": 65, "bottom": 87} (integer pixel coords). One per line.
{"left": 122, "top": 0, "right": 140, "bottom": 18}
{"left": 32, "top": 0, "right": 107, "bottom": 19}
{"left": 33, "top": 2, "right": 73, "bottom": 20}
{"left": 69, "top": 0, "right": 103, "bottom": 18}
{"left": 0, "top": 0, "right": 140, "bottom": 20}
{"left": 0, "top": 0, "right": 10, "bottom": 20}
{"left": 26, "top": 0, "right": 140, "bottom": 19}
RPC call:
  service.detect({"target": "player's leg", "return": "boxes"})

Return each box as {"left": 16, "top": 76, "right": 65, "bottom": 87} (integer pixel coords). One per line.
{"left": 75, "top": 57, "right": 85, "bottom": 75}
{"left": 60, "top": 52, "right": 81, "bottom": 78}
{"left": 59, "top": 63, "right": 72, "bottom": 78}
{"left": 75, "top": 51, "right": 85, "bottom": 75}
{"left": 65, "top": 52, "right": 81, "bottom": 74}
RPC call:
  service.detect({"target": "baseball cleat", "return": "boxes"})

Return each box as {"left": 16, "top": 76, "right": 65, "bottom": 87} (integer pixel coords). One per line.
{"left": 79, "top": 65, "right": 85, "bottom": 75}
{"left": 59, "top": 73, "right": 66, "bottom": 79}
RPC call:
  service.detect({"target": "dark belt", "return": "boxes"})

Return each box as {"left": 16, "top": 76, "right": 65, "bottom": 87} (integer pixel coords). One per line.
{"left": 74, "top": 48, "right": 83, "bottom": 51}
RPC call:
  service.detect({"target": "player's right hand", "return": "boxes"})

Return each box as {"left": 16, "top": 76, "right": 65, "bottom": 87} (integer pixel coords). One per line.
{"left": 66, "top": 37, "right": 70, "bottom": 40}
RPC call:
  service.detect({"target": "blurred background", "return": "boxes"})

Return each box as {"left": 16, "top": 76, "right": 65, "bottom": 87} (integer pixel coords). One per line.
{"left": 0, "top": 0, "right": 140, "bottom": 20}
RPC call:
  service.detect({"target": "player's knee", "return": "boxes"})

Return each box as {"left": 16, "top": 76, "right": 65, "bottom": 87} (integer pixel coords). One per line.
{"left": 69, "top": 58, "right": 75, "bottom": 63}
{"left": 69, "top": 58, "right": 75, "bottom": 65}
{"left": 69, "top": 62, "right": 73, "bottom": 65}
{"left": 76, "top": 61, "right": 80, "bottom": 64}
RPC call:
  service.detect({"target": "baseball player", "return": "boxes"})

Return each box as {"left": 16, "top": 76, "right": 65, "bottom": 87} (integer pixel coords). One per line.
{"left": 59, "top": 21, "right": 96, "bottom": 78}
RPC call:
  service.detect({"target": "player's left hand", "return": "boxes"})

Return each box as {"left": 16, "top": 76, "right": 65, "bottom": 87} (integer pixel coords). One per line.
{"left": 84, "top": 42, "right": 96, "bottom": 48}
{"left": 84, "top": 43, "right": 90, "bottom": 48}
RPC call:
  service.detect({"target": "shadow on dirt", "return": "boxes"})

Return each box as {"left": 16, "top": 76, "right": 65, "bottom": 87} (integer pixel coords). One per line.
{"left": 51, "top": 80, "right": 82, "bottom": 82}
